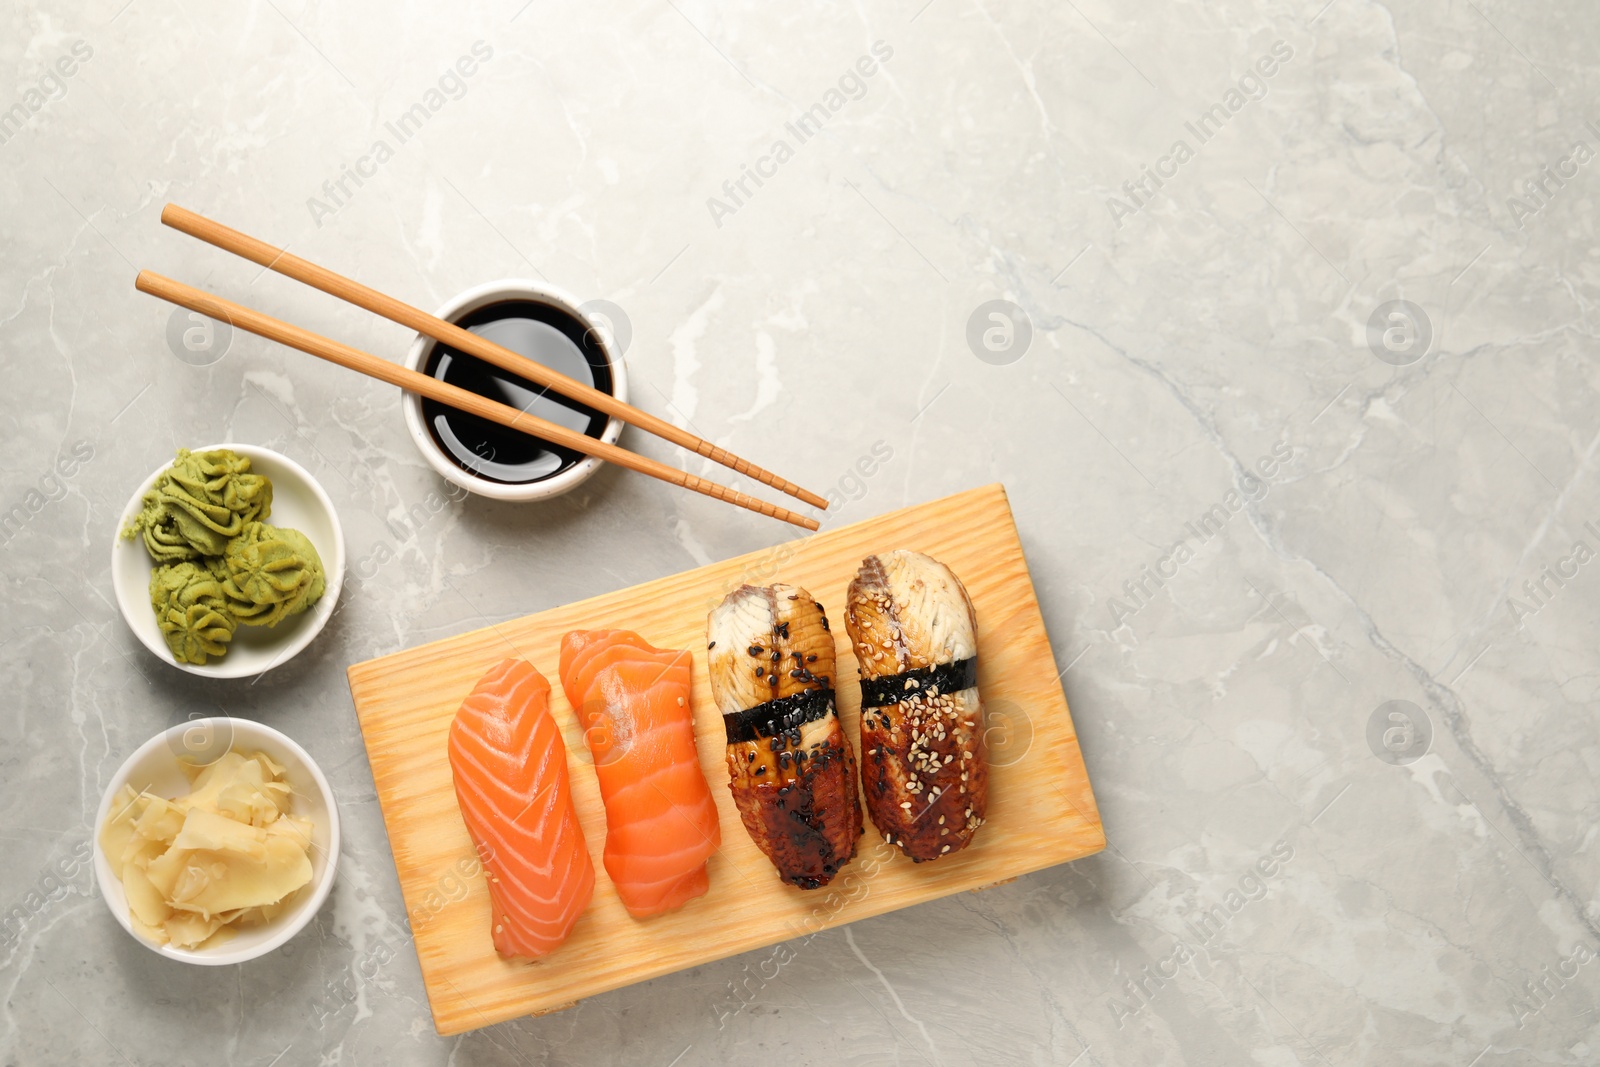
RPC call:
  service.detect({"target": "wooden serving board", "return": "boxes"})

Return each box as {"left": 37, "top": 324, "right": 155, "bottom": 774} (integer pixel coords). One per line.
{"left": 346, "top": 483, "right": 1103, "bottom": 1035}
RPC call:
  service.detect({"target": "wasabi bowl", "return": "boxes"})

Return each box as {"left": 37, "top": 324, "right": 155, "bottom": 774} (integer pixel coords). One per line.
{"left": 111, "top": 443, "right": 345, "bottom": 679}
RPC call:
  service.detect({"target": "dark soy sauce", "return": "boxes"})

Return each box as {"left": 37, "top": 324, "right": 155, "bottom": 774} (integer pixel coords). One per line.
{"left": 421, "top": 299, "right": 613, "bottom": 484}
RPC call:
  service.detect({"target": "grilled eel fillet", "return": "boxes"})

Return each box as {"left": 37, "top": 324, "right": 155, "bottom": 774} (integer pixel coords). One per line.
{"left": 707, "top": 584, "right": 862, "bottom": 889}
{"left": 844, "top": 550, "right": 987, "bottom": 861}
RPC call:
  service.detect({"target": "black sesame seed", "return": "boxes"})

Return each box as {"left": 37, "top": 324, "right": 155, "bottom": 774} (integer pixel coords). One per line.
{"left": 748, "top": 645, "right": 762, "bottom": 657}
{"left": 806, "top": 654, "right": 817, "bottom": 662}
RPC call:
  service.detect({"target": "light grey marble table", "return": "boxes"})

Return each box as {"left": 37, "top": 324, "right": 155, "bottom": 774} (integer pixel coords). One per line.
{"left": 3, "top": 0, "right": 1597, "bottom": 1064}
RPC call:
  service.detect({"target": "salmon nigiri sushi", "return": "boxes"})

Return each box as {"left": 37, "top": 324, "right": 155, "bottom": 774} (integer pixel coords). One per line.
{"left": 558, "top": 629, "right": 721, "bottom": 918}
{"left": 448, "top": 658, "right": 595, "bottom": 959}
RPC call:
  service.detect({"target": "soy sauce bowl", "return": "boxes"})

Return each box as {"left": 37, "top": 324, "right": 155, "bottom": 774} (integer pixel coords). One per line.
{"left": 401, "top": 280, "right": 628, "bottom": 502}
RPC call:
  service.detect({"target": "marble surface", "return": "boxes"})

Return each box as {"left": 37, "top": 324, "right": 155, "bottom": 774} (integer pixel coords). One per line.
{"left": 3, "top": 0, "right": 1598, "bottom": 1063}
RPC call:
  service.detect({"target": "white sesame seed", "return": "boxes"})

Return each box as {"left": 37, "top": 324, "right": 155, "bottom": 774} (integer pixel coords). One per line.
{"left": 941, "top": 845, "right": 950, "bottom": 853}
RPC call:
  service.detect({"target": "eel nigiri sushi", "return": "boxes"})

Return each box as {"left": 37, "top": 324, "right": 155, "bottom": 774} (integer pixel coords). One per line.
{"left": 558, "top": 629, "right": 721, "bottom": 918}
{"left": 707, "top": 584, "right": 862, "bottom": 889}
{"left": 448, "top": 658, "right": 595, "bottom": 959}
{"left": 844, "top": 550, "right": 988, "bottom": 861}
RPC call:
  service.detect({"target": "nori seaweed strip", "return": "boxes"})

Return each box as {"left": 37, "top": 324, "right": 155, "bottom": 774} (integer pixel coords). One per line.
{"left": 858, "top": 656, "right": 978, "bottom": 709}
{"left": 723, "top": 688, "right": 835, "bottom": 743}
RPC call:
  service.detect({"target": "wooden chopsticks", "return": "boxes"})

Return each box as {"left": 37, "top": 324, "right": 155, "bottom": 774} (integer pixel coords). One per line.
{"left": 135, "top": 272, "right": 820, "bottom": 531}
{"left": 159, "top": 204, "right": 828, "bottom": 512}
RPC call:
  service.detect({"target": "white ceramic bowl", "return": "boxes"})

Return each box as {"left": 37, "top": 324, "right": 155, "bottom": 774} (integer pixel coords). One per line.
{"left": 401, "top": 279, "right": 628, "bottom": 502}
{"left": 111, "top": 443, "right": 345, "bottom": 679}
{"left": 93, "top": 717, "right": 341, "bottom": 966}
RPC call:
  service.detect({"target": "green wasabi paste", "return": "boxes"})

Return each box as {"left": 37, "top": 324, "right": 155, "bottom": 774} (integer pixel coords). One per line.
{"left": 125, "top": 448, "right": 326, "bottom": 665}
{"left": 150, "top": 561, "right": 236, "bottom": 665}
{"left": 125, "top": 448, "right": 272, "bottom": 561}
